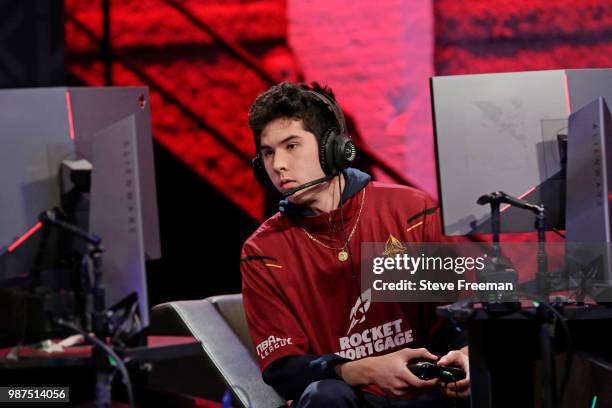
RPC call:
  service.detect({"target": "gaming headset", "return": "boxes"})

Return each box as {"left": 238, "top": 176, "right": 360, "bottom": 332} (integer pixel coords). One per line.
{"left": 251, "top": 88, "right": 357, "bottom": 190}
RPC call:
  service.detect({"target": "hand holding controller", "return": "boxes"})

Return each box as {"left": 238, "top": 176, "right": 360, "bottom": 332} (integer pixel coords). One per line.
{"left": 407, "top": 361, "right": 466, "bottom": 383}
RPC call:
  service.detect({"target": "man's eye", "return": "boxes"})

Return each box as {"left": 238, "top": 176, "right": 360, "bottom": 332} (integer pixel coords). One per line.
{"left": 262, "top": 151, "right": 273, "bottom": 158}
{"left": 287, "top": 143, "right": 298, "bottom": 150}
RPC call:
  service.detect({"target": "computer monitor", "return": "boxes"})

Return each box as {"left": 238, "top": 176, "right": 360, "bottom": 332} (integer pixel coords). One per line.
{"left": 68, "top": 87, "right": 160, "bottom": 260}
{"left": 89, "top": 114, "right": 149, "bottom": 325}
{"left": 0, "top": 87, "right": 157, "bottom": 337}
{"left": 431, "top": 68, "right": 612, "bottom": 236}
{"left": 565, "top": 96, "right": 612, "bottom": 300}
{"left": 0, "top": 88, "right": 73, "bottom": 283}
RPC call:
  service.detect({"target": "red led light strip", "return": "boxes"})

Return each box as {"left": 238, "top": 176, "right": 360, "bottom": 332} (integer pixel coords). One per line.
{"left": 7, "top": 222, "right": 43, "bottom": 252}
{"left": 500, "top": 186, "right": 537, "bottom": 213}
{"left": 66, "top": 90, "right": 75, "bottom": 140}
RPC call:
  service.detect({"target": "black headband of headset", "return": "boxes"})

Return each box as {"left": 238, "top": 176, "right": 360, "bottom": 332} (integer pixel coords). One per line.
{"left": 302, "top": 89, "right": 347, "bottom": 137}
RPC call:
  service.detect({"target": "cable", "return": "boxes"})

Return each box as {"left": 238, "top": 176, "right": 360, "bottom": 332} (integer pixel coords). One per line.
{"left": 452, "top": 378, "right": 459, "bottom": 407}
{"left": 515, "top": 291, "right": 573, "bottom": 406}
{"left": 337, "top": 172, "right": 372, "bottom": 376}
{"left": 56, "top": 318, "right": 135, "bottom": 408}
{"left": 550, "top": 227, "right": 566, "bottom": 239}
{"left": 452, "top": 292, "right": 573, "bottom": 406}
{"left": 111, "top": 301, "right": 140, "bottom": 344}
{"left": 337, "top": 173, "right": 357, "bottom": 279}
{"left": 337, "top": 175, "right": 349, "bottom": 267}
{"left": 337, "top": 173, "right": 370, "bottom": 342}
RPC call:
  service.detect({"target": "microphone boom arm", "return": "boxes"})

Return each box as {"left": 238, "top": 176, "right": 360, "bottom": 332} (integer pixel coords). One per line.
{"left": 281, "top": 174, "right": 336, "bottom": 198}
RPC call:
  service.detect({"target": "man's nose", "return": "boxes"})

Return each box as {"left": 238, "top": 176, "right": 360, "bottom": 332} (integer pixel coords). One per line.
{"left": 272, "top": 150, "right": 289, "bottom": 173}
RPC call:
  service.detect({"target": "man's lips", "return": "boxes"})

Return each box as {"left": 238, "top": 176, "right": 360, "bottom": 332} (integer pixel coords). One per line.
{"left": 280, "top": 180, "right": 297, "bottom": 189}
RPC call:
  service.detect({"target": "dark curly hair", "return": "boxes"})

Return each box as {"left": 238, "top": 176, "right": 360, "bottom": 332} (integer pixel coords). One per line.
{"left": 248, "top": 82, "right": 340, "bottom": 150}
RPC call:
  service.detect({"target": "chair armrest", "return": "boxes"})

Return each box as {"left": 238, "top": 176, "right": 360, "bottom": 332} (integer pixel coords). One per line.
{"left": 152, "top": 300, "right": 287, "bottom": 408}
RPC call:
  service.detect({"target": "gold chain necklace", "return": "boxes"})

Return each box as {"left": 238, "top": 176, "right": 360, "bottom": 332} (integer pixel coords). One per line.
{"left": 300, "top": 188, "right": 366, "bottom": 262}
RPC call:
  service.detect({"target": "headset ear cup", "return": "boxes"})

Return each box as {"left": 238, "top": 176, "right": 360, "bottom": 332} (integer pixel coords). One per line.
{"left": 252, "top": 155, "right": 275, "bottom": 189}
{"left": 319, "top": 128, "right": 356, "bottom": 176}
{"left": 336, "top": 137, "right": 357, "bottom": 170}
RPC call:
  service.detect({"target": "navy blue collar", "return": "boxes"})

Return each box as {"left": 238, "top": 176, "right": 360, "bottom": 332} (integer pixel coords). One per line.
{"left": 279, "top": 168, "right": 371, "bottom": 217}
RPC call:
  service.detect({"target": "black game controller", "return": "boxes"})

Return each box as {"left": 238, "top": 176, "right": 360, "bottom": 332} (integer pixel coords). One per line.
{"left": 407, "top": 361, "right": 466, "bottom": 383}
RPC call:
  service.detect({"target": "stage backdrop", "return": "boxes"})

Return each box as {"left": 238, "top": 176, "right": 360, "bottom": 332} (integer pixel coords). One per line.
{"left": 62, "top": 0, "right": 612, "bottom": 301}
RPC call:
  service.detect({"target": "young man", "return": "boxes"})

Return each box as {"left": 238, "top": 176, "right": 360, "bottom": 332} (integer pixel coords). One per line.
{"left": 241, "top": 82, "right": 469, "bottom": 407}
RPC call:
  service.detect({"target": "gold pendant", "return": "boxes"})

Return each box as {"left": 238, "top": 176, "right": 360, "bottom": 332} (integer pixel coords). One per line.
{"left": 338, "top": 250, "right": 349, "bottom": 262}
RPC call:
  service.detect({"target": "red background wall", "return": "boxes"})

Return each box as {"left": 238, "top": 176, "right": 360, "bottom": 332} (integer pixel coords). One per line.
{"left": 63, "top": 0, "right": 612, "bottom": 301}
{"left": 288, "top": 0, "right": 436, "bottom": 194}
{"left": 65, "top": 0, "right": 612, "bottom": 222}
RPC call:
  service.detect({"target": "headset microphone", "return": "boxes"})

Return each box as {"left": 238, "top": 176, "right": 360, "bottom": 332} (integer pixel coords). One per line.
{"left": 281, "top": 174, "right": 336, "bottom": 198}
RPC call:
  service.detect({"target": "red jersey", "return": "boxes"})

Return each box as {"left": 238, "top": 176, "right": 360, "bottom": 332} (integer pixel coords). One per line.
{"left": 241, "top": 177, "right": 450, "bottom": 397}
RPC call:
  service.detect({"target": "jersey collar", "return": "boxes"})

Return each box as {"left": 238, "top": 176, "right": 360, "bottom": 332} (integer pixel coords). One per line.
{"left": 279, "top": 168, "right": 371, "bottom": 217}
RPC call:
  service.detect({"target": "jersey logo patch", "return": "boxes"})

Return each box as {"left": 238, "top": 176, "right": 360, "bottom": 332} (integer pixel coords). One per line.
{"left": 255, "top": 335, "right": 293, "bottom": 359}
{"left": 337, "top": 318, "right": 414, "bottom": 360}
{"left": 347, "top": 289, "right": 371, "bottom": 335}
{"left": 382, "top": 235, "right": 406, "bottom": 256}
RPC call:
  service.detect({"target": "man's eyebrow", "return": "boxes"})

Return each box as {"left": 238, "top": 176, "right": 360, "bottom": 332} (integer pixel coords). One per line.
{"left": 260, "top": 135, "right": 301, "bottom": 151}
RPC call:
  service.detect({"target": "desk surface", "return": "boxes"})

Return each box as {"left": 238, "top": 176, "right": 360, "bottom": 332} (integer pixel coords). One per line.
{"left": 437, "top": 301, "right": 612, "bottom": 321}
{"left": 0, "top": 336, "right": 201, "bottom": 369}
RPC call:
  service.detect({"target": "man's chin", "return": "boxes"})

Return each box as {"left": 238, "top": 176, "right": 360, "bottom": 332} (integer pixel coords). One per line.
{"left": 285, "top": 191, "right": 307, "bottom": 204}
{"left": 283, "top": 187, "right": 313, "bottom": 204}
